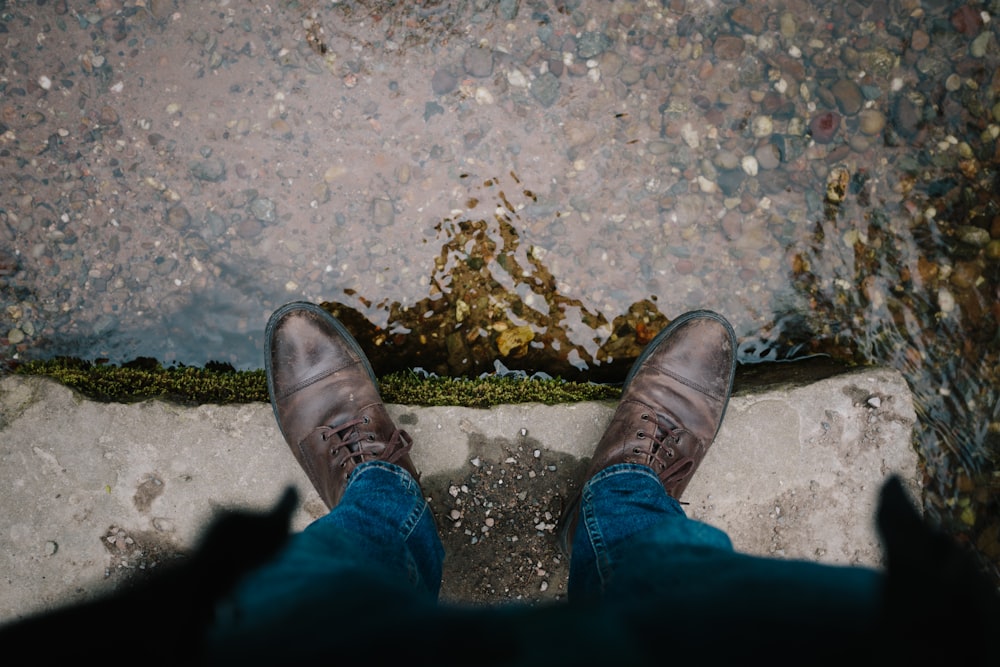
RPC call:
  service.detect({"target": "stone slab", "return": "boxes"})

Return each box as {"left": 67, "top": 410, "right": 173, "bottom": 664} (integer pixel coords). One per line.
{"left": 0, "top": 366, "right": 918, "bottom": 621}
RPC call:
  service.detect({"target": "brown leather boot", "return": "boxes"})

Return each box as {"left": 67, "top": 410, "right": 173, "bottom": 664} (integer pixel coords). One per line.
{"left": 265, "top": 301, "right": 419, "bottom": 509}
{"left": 559, "top": 310, "right": 737, "bottom": 554}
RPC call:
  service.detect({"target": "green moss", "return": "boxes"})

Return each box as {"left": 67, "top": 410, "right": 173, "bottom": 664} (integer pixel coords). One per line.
{"left": 378, "top": 371, "right": 619, "bottom": 407}
{"left": 13, "top": 358, "right": 620, "bottom": 407}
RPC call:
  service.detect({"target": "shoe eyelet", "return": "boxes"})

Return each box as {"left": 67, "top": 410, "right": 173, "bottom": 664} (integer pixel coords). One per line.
{"left": 367, "top": 434, "right": 375, "bottom": 441}
{"left": 666, "top": 448, "right": 674, "bottom": 458}
{"left": 363, "top": 416, "right": 370, "bottom": 424}
{"left": 636, "top": 431, "right": 645, "bottom": 439}
{"left": 632, "top": 447, "right": 642, "bottom": 455}
{"left": 640, "top": 413, "right": 649, "bottom": 421}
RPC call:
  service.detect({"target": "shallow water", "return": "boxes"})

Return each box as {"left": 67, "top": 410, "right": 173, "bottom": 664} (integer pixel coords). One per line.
{"left": 1, "top": 0, "right": 997, "bottom": 580}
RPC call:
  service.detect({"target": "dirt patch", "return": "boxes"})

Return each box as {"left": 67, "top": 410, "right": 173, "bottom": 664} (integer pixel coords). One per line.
{"left": 424, "top": 434, "right": 588, "bottom": 604}
{"left": 100, "top": 524, "right": 186, "bottom": 588}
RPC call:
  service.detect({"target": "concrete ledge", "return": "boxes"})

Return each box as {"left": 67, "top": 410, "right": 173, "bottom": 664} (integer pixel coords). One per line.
{"left": 0, "top": 366, "right": 918, "bottom": 619}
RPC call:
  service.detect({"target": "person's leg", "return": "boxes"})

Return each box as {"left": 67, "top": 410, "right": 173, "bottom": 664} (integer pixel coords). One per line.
{"left": 207, "top": 461, "right": 442, "bottom": 660}
{"left": 207, "top": 302, "right": 444, "bottom": 660}
{"left": 560, "top": 309, "right": 739, "bottom": 592}
{"left": 561, "top": 310, "right": 883, "bottom": 659}
{"left": 567, "top": 462, "right": 731, "bottom": 599}
{"left": 569, "top": 460, "right": 881, "bottom": 610}
{"left": 567, "top": 464, "right": 885, "bottom": 662}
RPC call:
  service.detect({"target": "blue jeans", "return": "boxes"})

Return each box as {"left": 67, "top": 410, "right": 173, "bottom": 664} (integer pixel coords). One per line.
{"left": 207, "top": 462, "right": 884, "bottom": 663}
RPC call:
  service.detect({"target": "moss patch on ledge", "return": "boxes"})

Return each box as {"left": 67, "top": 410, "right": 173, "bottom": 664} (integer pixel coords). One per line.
{"left": 13, "top": 358, "right": 620, "bottom": 408}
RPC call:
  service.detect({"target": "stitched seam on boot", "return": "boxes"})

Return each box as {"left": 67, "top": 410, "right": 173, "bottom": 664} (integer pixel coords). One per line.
{"left": 657, "top": 366, "right": 725, "bottom": 402}
{"left": 275, "top": 360, "right": 357, "bottom": 400}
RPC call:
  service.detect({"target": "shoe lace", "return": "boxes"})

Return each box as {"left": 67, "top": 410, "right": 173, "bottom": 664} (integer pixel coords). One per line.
{"left": 633, "top": 411, "right": 698, "bottom": 494}
{"left": 315, "top": 416, "right": 414, "bottom": 471}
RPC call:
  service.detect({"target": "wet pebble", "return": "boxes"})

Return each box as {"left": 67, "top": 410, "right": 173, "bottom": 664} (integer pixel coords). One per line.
{"left": 721, "top": 210, "right": 743, "bottom": 240}
{"left": 754, "top": 143, "right": 781, "bottom": 170}
{"left": 576, "top": 32, "right": 612, "bottom": 59}
{"left": 675, "top": 258, "right": 695, "bottom": 275}
{"left": 372, "top": 197, "right": 395, "bottom": 227}
{"left": 0, "top": 251, "right": 18, "bottom": 276}
{"left": 910, "top": 30, "right": 930, "bottom": 51}
{"left": 619, "top": 65, "right": 641, "bottom": 85}
{"left": 729, "top": 6, "right": 764, "bottom": 33}
{"left": 166, "top": 205, "right": 191, "bottom": 230}
{"left": 431, "top": 68, "right": 458, "bottom": 95}
{"left": 99, "top": 105, "right": 119, "bottom": 126}
{"left": 271, "top": 118, "right": 292, "bottom": 138}
{"left": 956, "top": 225, "right": 991, "bottom": 247}
{"left": 849, "top": 135, "right": 871, "bottom": 153}
{"left": 599, "top": 51, "right": 623, "bottom": 77}
{"left": 950, "top": 261, "right": 981, "bottom": 289}
{"left": 190, "top": 158, "right": 227, "bottom": 182}
{"left": 250, "top": 197, "right": 276, "bottom": 223}
{"left": 712, "top": 150, "right": 740, "bottom": 171}
{"left": 530, "top": 72, "right": 560, "bottom": 107}
{"left": 891, "top": 96, "right": 921, "bottom": 139}
{"left": 463, "top": 47, "right": 494, "bottom": 78}
{"left": 237, "top": 217, "right": 263, "bottom": 239}
{"left": 23, "top": 111, "right": 45, "bottom": 128}
{"left": 752, "top": 115, "right": 773, "bottom": 138}
{"left": 951, "top": 5, "right": 983, "bottom": 37}
{"left": 564, "top": 120, "right": 596, "bottom": 149}
{"left": 716, "top": 169, "right": 745, "bottom": 196}
{"left": 831, "top": 80, "right": 863, "bottom": 115}
{"left": 809, "top": 111, "right": 841, "bottom": 144}
{"left": 499, "top": 0, "right": 519, "bottom": 20}
{"left": 150, "top": 0, "right": 172, "bottom": 19}
{"left": 713, "top": 34, "right": 745, "bottom": 60}
{"left": 858, "top": 109, "right": 886, "bottom": 136}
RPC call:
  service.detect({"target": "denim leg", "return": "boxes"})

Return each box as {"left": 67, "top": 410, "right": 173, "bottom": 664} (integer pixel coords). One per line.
{"left": 568, "top": 462, "right": 883, "bottom": 653}
{"left": 569, "top": 463, "right": 733, "bottom": 600}
{"left": 206, "top": 461, "right": 443, "bottom": 661}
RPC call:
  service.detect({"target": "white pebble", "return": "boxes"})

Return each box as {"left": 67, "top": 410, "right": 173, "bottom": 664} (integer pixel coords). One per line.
{"left": 475, "top": 87, "right": 494, "bottom": 105}
{"left": 680, "top": 123, "right": 700, "bottom": 148}
{"left": 38, "top": 75, "right": 52, "bottom": 90}
{"left": 506, "top": 68, "right": 528, "bottom": 88}
{"left": 741, "top": 155, "right": 759, "bottom": 176}
{"left": 752, "top": 115, "right": 773, "bottom": 138}
{"left": 937, "top": 287, "right": 955, "bottom": 314}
